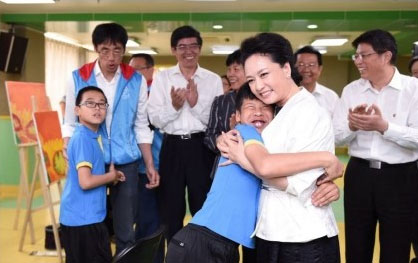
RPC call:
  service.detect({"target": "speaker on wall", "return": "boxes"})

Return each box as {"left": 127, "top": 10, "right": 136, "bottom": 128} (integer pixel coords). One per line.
{"left": 0, "top": 32, "right": 28, "bottom": 74}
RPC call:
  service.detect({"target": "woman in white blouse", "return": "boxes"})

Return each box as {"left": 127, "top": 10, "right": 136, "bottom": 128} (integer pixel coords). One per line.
{"left": 224, "top": 33, "right": 341, "bottom": 263}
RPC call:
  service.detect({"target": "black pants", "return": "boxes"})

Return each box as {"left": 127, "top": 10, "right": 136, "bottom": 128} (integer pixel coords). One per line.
{"left": 158, "top": 134, "right": 215, "bottom": 242}
{"left": 166, "top": 223, "right": 239, "bottom": 263}
{"left": 61, "top": 222, "right": 112, "bottom": 263}
{"left": 109, "top": 161, "right": 140, "bottom": 254}
{"left": 344, "top": 157, "right": 418, "bottom": 263}
{"left": 256, "top": 235, "right": 340, "bottom": 263}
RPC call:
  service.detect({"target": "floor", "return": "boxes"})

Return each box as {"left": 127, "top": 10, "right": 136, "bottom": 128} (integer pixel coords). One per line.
{"left": 0, "top": 175, "right": 415, "bottom": 262}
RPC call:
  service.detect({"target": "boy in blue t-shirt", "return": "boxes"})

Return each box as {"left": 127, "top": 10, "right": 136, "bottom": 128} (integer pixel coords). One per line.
{"left": 165, "top": 83, "right": 274, "bottom": 263}
{"left": 60, "top": 86, "right": 125, "bottom": 263}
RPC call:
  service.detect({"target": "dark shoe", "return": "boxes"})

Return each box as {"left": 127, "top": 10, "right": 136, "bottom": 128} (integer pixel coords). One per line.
{"left": 411, "top": 258, "right": 418, "bottom": 263}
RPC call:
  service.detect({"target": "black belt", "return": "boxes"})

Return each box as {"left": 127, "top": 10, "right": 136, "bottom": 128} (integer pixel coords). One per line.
{"left": 351, "top": 157, "right": 417, "bottom": 170}
{"left": 164, "top": 132, "right": 205, "bottom": 140}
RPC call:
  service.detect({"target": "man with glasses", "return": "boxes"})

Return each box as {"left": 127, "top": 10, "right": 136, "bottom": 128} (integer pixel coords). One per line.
{"left": 333, "top": 29, "right": 418, "bottom": 263}
{"left": 147, "top": 25, "right": 223, "bottom": 243}
{"left": 63, "top": 23, "right": 159, "bottom": 254}
{"left": 295, "top": 45, "right": 339, "bottom": 117}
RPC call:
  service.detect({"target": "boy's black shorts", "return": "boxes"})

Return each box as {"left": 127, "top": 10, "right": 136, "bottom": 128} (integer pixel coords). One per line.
{"left": 61, "top": 221, "right": 112, "bottom": 263}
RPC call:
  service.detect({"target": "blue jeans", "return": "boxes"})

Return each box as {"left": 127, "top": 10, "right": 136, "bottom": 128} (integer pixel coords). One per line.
{"left": 109, "top": 161, "right": 140, "bottom": 254}
{"left": 135, "top": 172, "right": 164, "bottom": 263}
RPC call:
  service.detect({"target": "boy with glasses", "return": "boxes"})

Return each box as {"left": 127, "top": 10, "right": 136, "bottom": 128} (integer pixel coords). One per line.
{"left": 60, "top": 86, "right": 125, "bottom": 263}
{"left": 63, "top": 23, "right": 159, "bottom": 254}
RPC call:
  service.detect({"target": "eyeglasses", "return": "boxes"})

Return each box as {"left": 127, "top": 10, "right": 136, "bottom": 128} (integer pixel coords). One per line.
{"left": 175, "top": 43, "right": 200, "bottom": 52}
{"left": 351, "top": 52, "right": 377, "bottom": 61}
{"left": 98, "top": 48, "right": 124, "bottom": 58}
{"left": 296, "top": 62, "right": 318, "bottom": 69}
{"left": 79, "top": 101, "right": 109, "bottom": 109}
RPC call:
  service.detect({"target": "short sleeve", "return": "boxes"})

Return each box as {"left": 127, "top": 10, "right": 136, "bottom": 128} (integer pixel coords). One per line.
{"left": 71, "top": 135, "right": 95, "bottom": 170}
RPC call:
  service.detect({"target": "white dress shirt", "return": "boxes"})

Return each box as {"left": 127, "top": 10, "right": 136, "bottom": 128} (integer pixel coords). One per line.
{"left": 333, "top": 68, "right": 418, "bottom": 164}
{"left": 147, "top": 64, "right": 223, "bottom": 135}
{"left": 62, "top": 62, "right": 153, "bottom": 144}
{"left": 254, "top": 88, "right": 338, "bottom": 243}
{"left": 310, "top": 82, "right": 339, "bottom": 117}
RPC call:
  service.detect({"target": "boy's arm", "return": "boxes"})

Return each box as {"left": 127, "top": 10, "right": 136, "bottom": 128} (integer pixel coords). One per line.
{"left": 78, "top": 163, "right": 124, "bottom": 190}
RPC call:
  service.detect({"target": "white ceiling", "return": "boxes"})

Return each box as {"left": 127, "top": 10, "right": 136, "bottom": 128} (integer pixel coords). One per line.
{"left": 1, "top": 0, "right": 417, "bottom": 56}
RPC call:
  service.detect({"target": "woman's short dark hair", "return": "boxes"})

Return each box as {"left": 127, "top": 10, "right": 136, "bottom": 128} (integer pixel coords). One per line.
{"left": 92, "top": 23, "right": 128, "bottom": 49}
{"left": 226, "top": 49, "right": 242, "bottom": 66}
{"left": 170, "top": 25, "right": 202, "bottom": 48}
{"left": 240, "top": 33, "right": 302, "bottom": 85}
{"left": 352, "top": 29, "right": 397, "bottom": 65}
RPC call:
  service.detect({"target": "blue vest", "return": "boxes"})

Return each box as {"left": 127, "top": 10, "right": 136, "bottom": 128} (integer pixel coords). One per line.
{"left": 72, "top": 62, "right": 142, "bottom": 165}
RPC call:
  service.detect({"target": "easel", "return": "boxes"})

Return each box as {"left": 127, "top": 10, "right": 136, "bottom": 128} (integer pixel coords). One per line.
{"left": 5, "top": 81, "right": 63, "bottom": 261}
{"left": 5, "top": 81, "right": 50, "bottom": 240}
{"left": 19, "top": 110, "right": 65, "bottom": 263}
{"left": 14, "top": 143, "right": 37, "bottom": 243}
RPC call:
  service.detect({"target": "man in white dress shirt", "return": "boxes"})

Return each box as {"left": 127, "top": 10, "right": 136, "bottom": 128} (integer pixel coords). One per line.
{"left": 333, "top": 29, "right": 418, "bottom": 263}
{"left": 147, "top": 25, "right": 223, "bottom": 243}
{"left": 295, "top": 46, "right": 339, "bottom": 117}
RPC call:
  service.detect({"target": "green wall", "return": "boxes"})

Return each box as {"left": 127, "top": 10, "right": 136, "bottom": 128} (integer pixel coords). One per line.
{"left": 0, "top": 118, "right": 36, "bottom": 185}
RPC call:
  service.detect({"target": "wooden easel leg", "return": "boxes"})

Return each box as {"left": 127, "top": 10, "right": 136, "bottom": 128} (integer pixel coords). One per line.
{"left": 40, "top": 171, "right": 63, "bottom": 263}
{"left": 18, "top": 150, "right": 38, "bottom": 251}
{"left": 14, "top": 147, "right": 28, "bottom": 230}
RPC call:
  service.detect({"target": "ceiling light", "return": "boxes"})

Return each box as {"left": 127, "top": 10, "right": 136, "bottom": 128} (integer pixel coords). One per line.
{"left": 211, "top": 45, "right": 239, "bottom": 55}
{"left": 311, "top": 37, "right": 348, "bottom": 47}
{"left": 129, "top": 49, "right": 158, "bottom": 55}
{"left": 187, "top": 0, "right": 236, "bottom": 2}
{"left": 414, "top": 41, "right": 418, "bottom": 45}
{"left": 44, "top": 32, "right": 79, "bottom": 46}
{"left": 314, "top": 46, "right": 327, "bottom": 54}
{"left": 307, "top": 24, "right": 318, "bottom": 29}
{"left": 126, "top": 39, "right": 140, "bottom": 48}
{"left": 213, "top": 25, "right": 223, "bottom": 30}
{"left": 0, "top": 0, "right": 55, "bottom": 3}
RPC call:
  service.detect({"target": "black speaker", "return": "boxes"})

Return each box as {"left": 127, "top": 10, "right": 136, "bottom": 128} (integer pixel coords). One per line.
{"left": 0, "top": 32, "right": 28, "bottom": 74}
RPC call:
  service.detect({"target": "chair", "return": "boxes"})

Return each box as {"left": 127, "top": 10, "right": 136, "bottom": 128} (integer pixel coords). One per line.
{"left": 112, "top": 225, "right": 165, "bottom": 263}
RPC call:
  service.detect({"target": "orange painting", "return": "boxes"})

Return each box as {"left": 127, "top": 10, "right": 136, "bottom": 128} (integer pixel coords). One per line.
{"left": 33, "top": 111, "right": 67, "bottom": 183}
{"left": 5, "top": 81, "right": 51, "bottom": 146}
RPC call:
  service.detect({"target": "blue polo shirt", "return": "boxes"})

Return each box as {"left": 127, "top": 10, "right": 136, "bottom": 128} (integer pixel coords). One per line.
{"left": 60, "top": 125, "right": 107, "bottom": 226}
{"left": 191, "top": 124, "right": 262, "bottom": 248}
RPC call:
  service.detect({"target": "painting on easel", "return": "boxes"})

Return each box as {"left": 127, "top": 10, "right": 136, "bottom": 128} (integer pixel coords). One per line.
{"left": 5, "top": 81, "right": 51, "bottom": 146}
{"left": 33, "top": 111, "right": 67, "bottom": 183}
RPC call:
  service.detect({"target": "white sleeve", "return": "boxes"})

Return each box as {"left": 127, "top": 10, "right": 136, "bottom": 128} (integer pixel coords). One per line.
{"left": 62, "top": 74, "right": 76, "bottom": 138}
{"left": 333, "top": 88, "right": 356, "bottom": 146}
{"left": 135, "top": 76, "right": 153, "bottom": 144}
{"left": 147, "top": 72, "right": 182, "bottom": 129}
{"left": 190, "top": 75, "right": 223, "bottom": 126}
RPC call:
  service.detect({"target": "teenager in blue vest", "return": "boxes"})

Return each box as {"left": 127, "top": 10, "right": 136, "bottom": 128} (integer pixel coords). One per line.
{"left": 62, "top": 23, "right": 159, "bottom": 254}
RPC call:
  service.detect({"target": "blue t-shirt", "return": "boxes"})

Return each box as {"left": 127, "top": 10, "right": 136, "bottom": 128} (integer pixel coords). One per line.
{"left": 191, "top": 124, "right": 262, "bottom": 248}
{"left": 60, "top": 125, "right": 107, "bottom": 226}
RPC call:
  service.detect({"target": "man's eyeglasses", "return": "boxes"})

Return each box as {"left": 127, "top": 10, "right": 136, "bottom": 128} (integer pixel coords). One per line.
{"left": 79, "top": 101, "right": 109, "bottom": 109}
{"left": 296, "top": 62, "right": 318, "bottom": 69}
{"left": 175, "top": 43, "right": 200, "bottom": 52}
{"left": 98, "top": 48, "right": 124, "bottom": 58}
{"left": 351, "top": 52, "right": 377, "bottom": 61}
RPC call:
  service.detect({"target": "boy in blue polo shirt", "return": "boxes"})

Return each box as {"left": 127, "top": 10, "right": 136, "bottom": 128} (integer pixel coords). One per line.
{"left": 60, "top": 86, "right": 125, "bottom": 263}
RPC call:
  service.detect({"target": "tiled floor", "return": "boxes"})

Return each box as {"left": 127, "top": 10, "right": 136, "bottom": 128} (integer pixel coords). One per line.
{"left": 0, "top": 176, "right": 415, "bottom": 262}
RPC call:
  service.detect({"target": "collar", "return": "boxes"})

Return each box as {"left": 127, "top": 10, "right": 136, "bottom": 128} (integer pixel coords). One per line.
{"left": 93, "top": 60, "right": 121, "bottom": 80}
{"left": 311, "top": 82, "right": 324, "bottom": 95}
{"left": 171, "top": 63, "right": 205, "bottom": 79}
{"left": 359, "top": 67, "right": 402, "bottom": 93}
{"left": 79, "top": 124, "right": 99, "bottom": 139}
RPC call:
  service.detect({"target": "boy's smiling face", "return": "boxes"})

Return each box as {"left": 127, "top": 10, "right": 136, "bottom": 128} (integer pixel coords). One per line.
{"left": 235, "top": 98, "right": 274, "bottom": 133}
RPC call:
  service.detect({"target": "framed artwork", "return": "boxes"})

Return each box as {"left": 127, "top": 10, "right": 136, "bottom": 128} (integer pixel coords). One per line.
{"left": 5, "top": 81, "right": 50, "bottom": 146}
{"left": 33, "top": 111, "right": 66, "bottom": 183}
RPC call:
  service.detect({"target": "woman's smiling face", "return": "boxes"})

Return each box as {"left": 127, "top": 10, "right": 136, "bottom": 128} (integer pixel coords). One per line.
{"left": 244, "top": 53, "right": 293, "bottom": 107}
